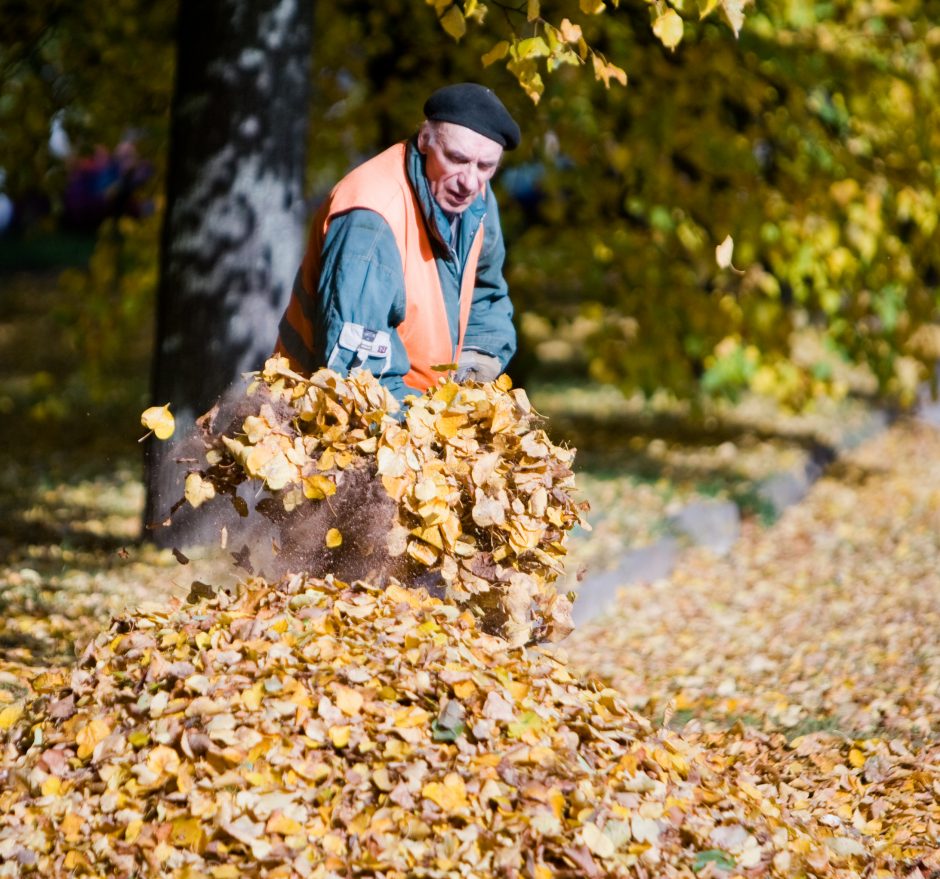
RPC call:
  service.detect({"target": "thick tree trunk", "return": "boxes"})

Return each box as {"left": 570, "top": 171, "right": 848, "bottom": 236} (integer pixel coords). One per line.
{"left": 144, "top": 0, "right": 312, "bottom": 544}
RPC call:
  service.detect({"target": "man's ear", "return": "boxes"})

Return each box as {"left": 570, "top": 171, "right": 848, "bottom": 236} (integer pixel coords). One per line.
{"left": 417, "top": 122, "right": 431, "bottom": 155}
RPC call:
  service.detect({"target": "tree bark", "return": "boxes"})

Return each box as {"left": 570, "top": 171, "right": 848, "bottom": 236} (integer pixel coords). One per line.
{"left": 145, "top": 0, "right": 312, "bottom": 544}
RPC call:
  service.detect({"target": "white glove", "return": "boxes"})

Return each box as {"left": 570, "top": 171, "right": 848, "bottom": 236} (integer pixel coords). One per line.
{"left": 455, "top": 348, "right": 502, "bottom": 383}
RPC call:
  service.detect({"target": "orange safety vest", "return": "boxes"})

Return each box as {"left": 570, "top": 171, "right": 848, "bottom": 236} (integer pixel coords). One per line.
{"left": 277, "top": 142, "right": 485, "bottom": 392}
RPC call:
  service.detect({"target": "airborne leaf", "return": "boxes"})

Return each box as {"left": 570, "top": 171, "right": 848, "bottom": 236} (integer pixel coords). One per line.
{"left": 325, "top": 528, "right": 343, "bottom": 548}
{"left": 184, "top": 472, "right": 216, "bottom": 508}
{"left": 141, "top": 404, "right": 175, "bottom": 440}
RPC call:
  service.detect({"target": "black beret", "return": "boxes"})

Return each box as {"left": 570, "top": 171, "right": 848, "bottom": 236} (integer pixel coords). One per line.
{"left": 423, "top": 83, "right": 521, "bottom": 151}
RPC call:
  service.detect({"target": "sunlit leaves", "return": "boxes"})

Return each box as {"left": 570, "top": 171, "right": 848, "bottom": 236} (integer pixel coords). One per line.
{"left": 185, "top": 358, "right": 585, "bottom": 645}
{"left": 481, "top": 39, "right": 509, "bottom": 66}
{"left": 140, "top": 404, "right": 175, "bottom": 440}
{"left": 183, "top": 472, "right": 215, "bottom": 508}
{"left": 652, "top": 9, "right": 684, "bottom": 50}
{"left": 325, "top": 527, "right": 343, "bottom": 548}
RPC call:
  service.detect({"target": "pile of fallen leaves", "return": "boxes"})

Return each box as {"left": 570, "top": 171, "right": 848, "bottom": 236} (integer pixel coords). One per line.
{"left": 0, "top": 573, "right": 846, "bottom": 878}
{"left": 176, "top": 357, "right": 586, "bottom": 645}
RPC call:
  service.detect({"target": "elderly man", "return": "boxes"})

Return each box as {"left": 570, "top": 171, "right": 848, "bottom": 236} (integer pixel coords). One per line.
{"left": 275, "top": 83, "right": 519, "bottom": 401}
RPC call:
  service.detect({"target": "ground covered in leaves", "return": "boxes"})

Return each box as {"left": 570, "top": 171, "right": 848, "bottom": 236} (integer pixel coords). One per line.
{"left": 565, "top": 418, "right": 940, "bottom": 875}
{"left": 2, "top": 270, "right": 939, "bottom": 876}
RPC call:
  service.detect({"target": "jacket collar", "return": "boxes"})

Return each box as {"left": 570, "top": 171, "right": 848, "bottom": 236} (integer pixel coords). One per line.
{"left": 406, "top": 138, "right": 486, "bottom": 252}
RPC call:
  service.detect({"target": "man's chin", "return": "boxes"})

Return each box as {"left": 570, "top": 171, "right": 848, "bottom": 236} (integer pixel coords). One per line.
{"left": 443, "top": 196, "right": 473, "bottom": 213}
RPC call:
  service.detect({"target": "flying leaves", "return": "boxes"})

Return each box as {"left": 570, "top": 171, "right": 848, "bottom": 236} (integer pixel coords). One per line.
{"left": 177, "top": 357, "right": 587, "bottom": 646}
{"left": 140, "top": 403, "right": 175, "bottom": 440}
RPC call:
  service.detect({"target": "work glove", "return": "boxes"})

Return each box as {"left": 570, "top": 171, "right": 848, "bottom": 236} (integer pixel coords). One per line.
{"left": 454, "top": 348, "right": 502, "bottom": 383}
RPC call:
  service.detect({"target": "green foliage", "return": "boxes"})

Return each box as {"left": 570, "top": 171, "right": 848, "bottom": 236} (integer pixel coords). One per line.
{"left": 56, "top": 214, "right": 161, "bottom": 396}
{"left": 444, "top": 0, "right": 940, "bottom": 407}
{"left": 3, "top": 0, "right": 940, "bottom": 410}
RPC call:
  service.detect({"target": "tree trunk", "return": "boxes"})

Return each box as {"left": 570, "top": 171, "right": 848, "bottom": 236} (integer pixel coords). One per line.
{"left": 144, "top": 0, "right": 312, "bottom": 544}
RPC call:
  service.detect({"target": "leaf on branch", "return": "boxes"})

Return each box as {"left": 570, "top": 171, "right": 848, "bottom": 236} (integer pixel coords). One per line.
{"left": 559, "top": 18, "right": 583, "bottom": 43}
{"left": 580, "top": 0, "right": 606, "bottom": 13}
{"left": 440, "top": 4, "right": 467, "bottom": 40}
{"left": 653, "top": 9, "right": 684, "bottom": 50}
{"left": 591, "top": 53, "right": 627, "bottom": 88}
{"left": 481, "top": 40, "right": 510, "bottom": 67}
{"left": 464, "top": 0, "right": 486, "bottom": 23}
{"left": 515, "top": 36, "right": 550, "bottom": 60}
{"left": 720, "top": 0, "right": 750, "bottom": 36}
{"left": 527, "top": 0, "right": 540, "bottom": 22}
{"left": 507, "top": 57, "right": 545, "bottom": 103}
{"left": 697, "top": 0, "right": 720, "bottom": 18}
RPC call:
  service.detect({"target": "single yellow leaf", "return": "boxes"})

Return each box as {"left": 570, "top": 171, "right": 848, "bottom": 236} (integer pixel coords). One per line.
{"left": 147, "top": 744, "right": 181, "bottom": 776}
{"left": 0, "top": 703, "right": 23, "bottom": 730}
{"left": 515, "top": 36, "right": 550, "bottom": 59}
{"left": 333, "top": 684, "right": 363, "bottom": 716}
{"left": 422, "top": 773, "right": 469, "bottom": 813}
{"left": 580, "top": 0, "right": 605, "bottom": 13}
{"left": 848, "top": 747, "right": 866, "bottom": 768}
{"left": 453, "top": 679, "right": 477, "bottom": 699}
{"left": 527, "top": 0, "right": 540, "bottom": 21}
{"left": 716, "top": 233, "right": 735, "bottom": 268}
{"left": 440, "top": 4, "right": 466, "bottom": 40}
{"left": 267, "top": 813, "right": 303, "bottom": 836}
{"left": 141, "top": 403, "right": 175, "bottom": 440}
{"left": 184, "top": 472, "right": 216, "bottom": 508}
{"left": 325, "top": 527, "right": 343, "bottom": 548}
{"left": 653, "top": 9, "right": 684, "bottom": 49}
{"left": 60, "top": 812, "right": 84, "bottom": 841}
{"left": 329, "top": 724, "right": 351, "bottom": 747}
{"left": 407, "top": 539, "right": 439, "bottom": 566}
{"left": 302, "top": 474, "right": 336, "bottom": 500}
{"left": 76, "top": 717, "right": 111, "bottom": 760}
{"left": 559, "top": 18, "right": 582, "bottom": 42}
{"left": 170, "top": 817, "right": 205, "bottom": 851}
{"left": 125, "top": 819, "right": 144, "bottom": 842}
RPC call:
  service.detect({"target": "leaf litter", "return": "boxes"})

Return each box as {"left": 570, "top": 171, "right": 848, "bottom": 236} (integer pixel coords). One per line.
{"left": 0, "top": 360, "right": 938, "bottom": 876}
{"left": 565, "top": 418, "right": 940, "bottom": 876}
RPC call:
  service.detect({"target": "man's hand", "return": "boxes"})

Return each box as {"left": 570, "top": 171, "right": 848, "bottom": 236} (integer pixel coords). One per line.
{"left": 455, "top": 348, "right": 502, "bottom": 383}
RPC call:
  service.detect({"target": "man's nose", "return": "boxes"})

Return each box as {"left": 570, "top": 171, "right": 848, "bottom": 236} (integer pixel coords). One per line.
{"left": 457, "top": 167, "right": 479, "bottom": 193}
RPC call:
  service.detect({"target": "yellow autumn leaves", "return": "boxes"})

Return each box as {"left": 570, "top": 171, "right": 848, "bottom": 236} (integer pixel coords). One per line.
{"left": 140, "top": 403, "right": 174, "bottom": 440}
{"left": 431, "top": 0, "right": 753, "bottom": 103}
{"left": 165, "top": 357, "right": 586, "bottom": 645}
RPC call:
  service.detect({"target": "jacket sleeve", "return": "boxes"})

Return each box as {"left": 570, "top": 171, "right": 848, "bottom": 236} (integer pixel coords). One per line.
{"left": 461, "top": 187, "right": 517, "bottom": 370}
{"left": 314, "top": 209, "right": 416, "bottom": 403}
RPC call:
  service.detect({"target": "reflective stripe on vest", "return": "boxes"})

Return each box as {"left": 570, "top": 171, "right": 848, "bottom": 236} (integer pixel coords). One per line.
{"left": 297, "top": 142, "right": 484, "bottom": 392}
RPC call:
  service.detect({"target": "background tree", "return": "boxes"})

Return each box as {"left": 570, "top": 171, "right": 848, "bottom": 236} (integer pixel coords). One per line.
{"left": 143, "top": 0, "right": 313, "bottom": 537}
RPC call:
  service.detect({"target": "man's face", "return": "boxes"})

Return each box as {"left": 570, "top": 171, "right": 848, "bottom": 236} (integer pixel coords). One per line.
{"left": 418, "top": 121, "right": 503, "bottom": 214}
